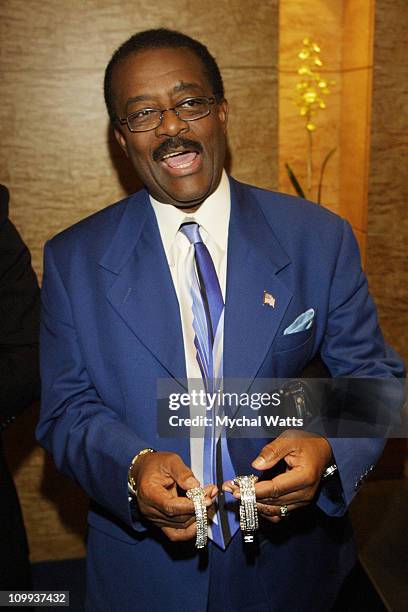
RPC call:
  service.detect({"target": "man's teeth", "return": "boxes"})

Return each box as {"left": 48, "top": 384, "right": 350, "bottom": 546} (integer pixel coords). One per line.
{"left": 162, "top": 151, "right": 189, "bottom": 160}
{"left": 161, "top": 151, "right": 198, "bottom": 169}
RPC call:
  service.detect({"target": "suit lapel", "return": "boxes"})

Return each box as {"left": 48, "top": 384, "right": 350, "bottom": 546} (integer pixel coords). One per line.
{"left": 224, "top": 179, "right": 293, "bottom": 386}
{"left": 98, "top": 180, "right": 292, "bottom": 388}
{"left": 99, "top": 190, "right": 186, "bottom": 382}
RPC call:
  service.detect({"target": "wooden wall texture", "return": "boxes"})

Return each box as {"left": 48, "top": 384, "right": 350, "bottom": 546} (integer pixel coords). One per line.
{"left": 366, "top": 0, "right": 408, "bottom": 366}
{"left": 339, "top": 0, "right": 374, "bottom": 259}
{"left": 1, "top": 0, "right": 279, "bottom": 561}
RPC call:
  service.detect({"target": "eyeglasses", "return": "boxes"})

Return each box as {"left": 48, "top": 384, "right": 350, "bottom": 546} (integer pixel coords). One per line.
{"left": 116, "top": 96, "right": 216, "bottom": 133}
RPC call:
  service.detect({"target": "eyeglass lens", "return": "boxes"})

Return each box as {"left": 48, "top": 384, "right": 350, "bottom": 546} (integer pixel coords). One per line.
{"left": 127, "top": 97, "right": 212, "bottom": 132}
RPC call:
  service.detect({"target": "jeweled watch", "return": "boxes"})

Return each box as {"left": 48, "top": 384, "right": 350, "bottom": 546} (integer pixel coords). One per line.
{"left": 128, "top": 448, "right": 156, "bottom": 497}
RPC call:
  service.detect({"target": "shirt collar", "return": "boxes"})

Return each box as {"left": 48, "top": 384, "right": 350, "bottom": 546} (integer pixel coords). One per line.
{"left": 150, "top": 170, "right": 230, "bottom": 255}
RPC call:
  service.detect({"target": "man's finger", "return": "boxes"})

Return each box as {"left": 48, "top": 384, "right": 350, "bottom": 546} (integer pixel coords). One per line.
{"left": 256, "top": 501, "right": 306, "bottom": 517}
{"left": 139, "top": 504, "right": 196, "bottom": 524}
{"left": 168, "top": 454, "right": 200, "bottom": 491}
{"left": 140, "top": 482, "right": 195, "bottom": 516}
{"left": 257, "top": 500, "right": 308, "bottom": 523}
{"left": 222, "top": 480, "right": 238, "bottom": 494}
{"left": 256, "top": 489, "right": 314, "bottom": 505}
{"left": 145, "top": 481, "right": 216, "bottom": 516}
{"left": 252, "top": 438, "right": 293, "bottom": 470}
{"left": 162, "top": 522, "right": 197, "bottom": 542}
{"left": 254, "top": 468, "right": 308, "bottom": 499}
{"left": 153, "top": 515, "right": 197, "bottom": 529}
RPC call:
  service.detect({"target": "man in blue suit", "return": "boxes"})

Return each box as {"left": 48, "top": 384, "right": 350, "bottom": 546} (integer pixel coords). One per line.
{"left": 37, "top": 29, "right": 404, "bottom": 611}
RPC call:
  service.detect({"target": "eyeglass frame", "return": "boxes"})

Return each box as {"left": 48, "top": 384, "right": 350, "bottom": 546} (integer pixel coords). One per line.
{"left": 115, "top": 96, "right": 216, "bottom": 133}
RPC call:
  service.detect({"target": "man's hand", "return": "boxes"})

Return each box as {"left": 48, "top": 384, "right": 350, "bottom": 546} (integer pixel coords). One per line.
{"left": 131, "top": 451, "right": 217, "bottom": 541}
{"left": 223, "top": 431, "right": 332, "bottom": 523}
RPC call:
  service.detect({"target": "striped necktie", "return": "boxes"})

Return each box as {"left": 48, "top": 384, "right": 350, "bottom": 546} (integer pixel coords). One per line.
{"left": 179, "top": 222, "right": 239, "bottom": 549}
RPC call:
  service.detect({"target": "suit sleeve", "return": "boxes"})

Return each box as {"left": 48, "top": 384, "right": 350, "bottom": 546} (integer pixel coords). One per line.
{"left": 316, "top": 219, "right": 405, "bottom": 516}
{"left": 0, "top": 202, "right": 40, "bottom": 428}
{"left": 36, "top": 241, "right": 149, "bottom": 530}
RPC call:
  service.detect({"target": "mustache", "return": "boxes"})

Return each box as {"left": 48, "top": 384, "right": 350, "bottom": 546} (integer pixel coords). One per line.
{"left": 153, "top": 137, "right": 203, "bottom": 162}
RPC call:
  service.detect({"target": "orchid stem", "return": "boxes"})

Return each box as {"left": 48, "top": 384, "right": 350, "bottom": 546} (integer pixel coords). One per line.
{"left": 307, "top": 129, "right": 313, "bottom": 197}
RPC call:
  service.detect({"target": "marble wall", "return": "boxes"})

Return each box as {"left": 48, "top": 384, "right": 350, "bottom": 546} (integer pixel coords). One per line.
{"left": 1, "top": 0, "right": 279, "bottom": 561}
{"left": 366, "top": 0, "right": 408, "bottom": 365}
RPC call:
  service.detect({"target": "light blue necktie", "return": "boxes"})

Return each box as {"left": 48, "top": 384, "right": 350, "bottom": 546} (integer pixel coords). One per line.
{"left": 180, "top": 223, "right": 239, "bottom": 549}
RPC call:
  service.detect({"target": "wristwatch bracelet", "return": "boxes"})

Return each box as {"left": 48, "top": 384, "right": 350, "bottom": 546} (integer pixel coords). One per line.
{"left": 128, "top": 448, "right": 155, "bottom": 497}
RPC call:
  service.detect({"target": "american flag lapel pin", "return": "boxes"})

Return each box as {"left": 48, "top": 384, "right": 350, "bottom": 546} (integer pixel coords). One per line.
{"left": 263, "top": 291, "right": 276, "bottom": 308}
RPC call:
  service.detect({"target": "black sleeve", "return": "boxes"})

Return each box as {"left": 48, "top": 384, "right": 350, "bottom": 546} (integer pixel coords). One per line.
{"left": 0, "top": 185, "right": 40, "bottom": 427}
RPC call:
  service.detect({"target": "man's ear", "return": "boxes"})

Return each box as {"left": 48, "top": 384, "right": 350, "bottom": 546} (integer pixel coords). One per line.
{"left": 114, "top": 127, "right": 129, "bottom": 157}
{"left": 217, "top": 99, "right": 229, "bottom": 133}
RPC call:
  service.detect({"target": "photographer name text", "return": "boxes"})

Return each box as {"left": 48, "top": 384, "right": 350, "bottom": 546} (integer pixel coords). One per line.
{"left": 168, "top": 415, "right": 303, "bottom": 428}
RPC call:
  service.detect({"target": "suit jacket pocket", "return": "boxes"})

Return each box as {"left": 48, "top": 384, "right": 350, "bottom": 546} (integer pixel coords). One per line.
{"left": 261, "top": 327, "right": 316, "bottom": 378}
{"left": 272, "top": 326, "right": 315, "bottom": 354}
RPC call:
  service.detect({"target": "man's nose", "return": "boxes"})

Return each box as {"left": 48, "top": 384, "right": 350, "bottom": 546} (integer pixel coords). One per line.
{"left": 155, "top": 109, "right": 189, "bottom": 137}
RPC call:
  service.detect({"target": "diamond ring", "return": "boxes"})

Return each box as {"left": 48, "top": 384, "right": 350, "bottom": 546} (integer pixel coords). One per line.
{"left": 279, "top": 504, "right": 289, "bottom": 518}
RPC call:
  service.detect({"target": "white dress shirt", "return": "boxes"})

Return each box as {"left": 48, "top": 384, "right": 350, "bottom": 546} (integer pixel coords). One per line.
{"left": 150, "top": 170, "right": 231, "bottom": 487}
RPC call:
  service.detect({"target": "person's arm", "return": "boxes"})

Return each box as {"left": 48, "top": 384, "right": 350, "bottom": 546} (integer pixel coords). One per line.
{"left": 317, "top": 219, "right": 405, "bottom": 514}
{"left": 225, "top": 219, "right": 405, "bottom": 518}
{"left": 37, "top": 240, "right": 209, "bottom": 539}
{"left": 0, "top": 185, "right": 40, "bottom": 429}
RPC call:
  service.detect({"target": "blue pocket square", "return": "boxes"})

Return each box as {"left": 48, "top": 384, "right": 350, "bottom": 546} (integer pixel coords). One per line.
{"left": 283, "top": 308, "right": 315, "bottom": 335}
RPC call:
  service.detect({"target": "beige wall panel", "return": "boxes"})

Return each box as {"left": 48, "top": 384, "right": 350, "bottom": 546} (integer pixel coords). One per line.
{"left": 0, "top": 68, "right": 117, "bottom": 274}
{"left": 367, "top": 0, "right": 408, "bottom": 364}
{"left": 0, "top": 0, "right": 278, "bottom": 71}
{"left": 279, "top": 0, "right": 342, "bottom": 70}
{"left": 1, "top": 0, "right": 279, "bottom": 280}
{"left": 367, "top": 83, "right": 408, "bottom": 237}
{"left": 225, "top": 69, "right": 277, "bottom": 190}
{"left": 368, "top": 0, "right": 407, "bottom": 238}
{"left": 0, "top": 0, "right": 279, "bottom": 562}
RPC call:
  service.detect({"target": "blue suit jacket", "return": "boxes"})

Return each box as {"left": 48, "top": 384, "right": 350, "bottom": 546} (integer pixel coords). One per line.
{"left": 37, "top": 178, "right": 404, "bottom": 611}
